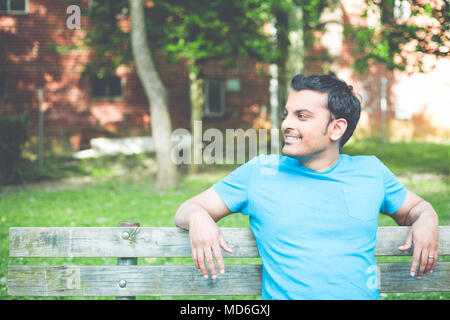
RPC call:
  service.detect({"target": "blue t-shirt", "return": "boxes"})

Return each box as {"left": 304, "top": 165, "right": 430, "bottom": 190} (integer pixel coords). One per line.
{"left": 213, "top": 154, "right": 408, "bottom": 300}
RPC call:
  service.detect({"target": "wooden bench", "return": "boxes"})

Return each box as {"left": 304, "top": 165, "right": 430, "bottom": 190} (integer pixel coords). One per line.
{"left": 8, "top": 222, "right": 450, "bottom": 299}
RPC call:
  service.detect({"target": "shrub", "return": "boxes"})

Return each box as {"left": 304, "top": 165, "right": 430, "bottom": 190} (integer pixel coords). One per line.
{"left": 0, "top": 111, "right": 31, "bottom": 185}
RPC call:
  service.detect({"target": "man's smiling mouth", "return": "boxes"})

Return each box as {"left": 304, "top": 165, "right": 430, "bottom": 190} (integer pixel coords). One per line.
{"left": 284, "top": 135, "right": 302, "bottom": 143}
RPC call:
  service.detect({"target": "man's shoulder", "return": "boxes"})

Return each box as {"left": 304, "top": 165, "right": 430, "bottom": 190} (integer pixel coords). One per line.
{"left": 342, "top": 154, "right": 381, "bottom": 166}
{"left": 339, "top": 154, "right": 387, "bottom": 175}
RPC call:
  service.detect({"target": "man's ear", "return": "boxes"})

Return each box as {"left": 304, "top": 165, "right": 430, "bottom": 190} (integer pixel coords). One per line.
{"left": 330, "top": 118, "right": 347, "bottom": 143}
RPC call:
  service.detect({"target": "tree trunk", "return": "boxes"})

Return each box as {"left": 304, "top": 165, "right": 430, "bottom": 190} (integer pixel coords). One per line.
{"left": 280, "top": 5, "right": 306, "bottom": 108}
{"left": 273, "top": 6, "right": 289, "bottom": 115}
{"left": 187, "top": 61, "right": 204, "bottom": 175}
{"left": 129, "top": 0, "right": 178, "bottom": 191}
{"left": 286, "top": 6, "right": 305, "bottom": 83}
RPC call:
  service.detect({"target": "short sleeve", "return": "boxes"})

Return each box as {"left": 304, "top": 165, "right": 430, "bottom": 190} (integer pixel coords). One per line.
{"left": 375, "top": 157, "right": 408, "bottom": 214}
{"left": 212, "top": 156, "right": 258, "bottom": 214}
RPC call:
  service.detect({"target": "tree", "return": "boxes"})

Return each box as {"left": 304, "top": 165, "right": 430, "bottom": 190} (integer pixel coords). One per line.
{"left": 82, "top": 1, "right": 132, "bottom": 79}
{"left": 344, "top": 0, "right": 449, "bottom": 74}
{"left": 81, "top": 0, "right": 178, "bottom": 190}
{"left": 151, "top": 0, "right": 274, "bottom": 172}
{"left": 128, "top": 0, "right": 178, "bottom": 191}
{"left": 267, "top": 0, "right": 449, "bottom": 134}
{"left": 83, "top": 0, "right": 275, "bottom": 174}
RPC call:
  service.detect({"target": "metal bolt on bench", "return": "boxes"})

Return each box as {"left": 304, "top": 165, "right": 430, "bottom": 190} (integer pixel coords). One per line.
{"left": 117, "top": 221, "right": 140, "bottom": 300}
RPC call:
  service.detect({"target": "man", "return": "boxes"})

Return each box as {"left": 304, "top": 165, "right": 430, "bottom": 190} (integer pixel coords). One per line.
{"left": 174, "top": 74, "right": 439, "bottom": 299}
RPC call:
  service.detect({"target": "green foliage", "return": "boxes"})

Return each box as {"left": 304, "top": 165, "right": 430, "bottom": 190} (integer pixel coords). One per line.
{"left": 344, "top": 0, "right": 449, "bottom": 74}
{"left": 45, "top": 42, "right": 81, "bottom": 55}
{"left": 296, "top": 0, "right": 337, "bottom": 46}
{"left": 82, "top": 0, "right": 132, "bottom": 77}
{"left": 80, "top": 0, "right": 350, "bottom": 80}
{"left": 83, "top": 0, "right": 276, "bottom": 77}
{"left": 163, "top": 0, "right": 275, "bottom": 66}
{"left": 61, "top": 1, "right": 449, "bottom": 77}
{"left": 0, "top": 111, "right": 31, "bottom": 185}
{"left": 270, "top": 0, "right": 337, "bottom": 71}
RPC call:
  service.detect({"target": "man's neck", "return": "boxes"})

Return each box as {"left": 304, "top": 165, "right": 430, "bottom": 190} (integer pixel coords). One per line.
{"left": 297, "top": 149, "right": 340, "bottom": 173}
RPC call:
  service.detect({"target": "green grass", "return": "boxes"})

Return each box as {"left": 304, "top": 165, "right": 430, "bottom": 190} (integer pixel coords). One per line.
{"left": 341, "top": 138, "right": 450, "bottom": 176}
{"left": 1, "top": 171, "right": 257, "bottom": 300}
{"left": 1, "top": 138, "right": 449, "bottom": 300}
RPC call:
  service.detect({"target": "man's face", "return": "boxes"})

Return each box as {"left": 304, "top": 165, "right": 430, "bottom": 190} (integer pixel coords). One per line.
{"left": 281, "top": 89, "right": 336, "bottom": 160}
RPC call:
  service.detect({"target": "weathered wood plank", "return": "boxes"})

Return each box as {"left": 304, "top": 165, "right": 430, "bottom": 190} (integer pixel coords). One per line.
{"left": 9, "top": 227, "right": 258, "bottom": 258}
{"left": 378, "top": 262, "right": 450, "bottom": 293}
{"left": 7, "top": 265, "right": 263, "bottom": 296}
{"left": 374, "top": 226, "right": 450, "bottom": 256}
{"left": 8, "top": 262, "right": 450, "bottom": 296}
{"left": 9, "top": 226, "right": 450, "bottom": 258}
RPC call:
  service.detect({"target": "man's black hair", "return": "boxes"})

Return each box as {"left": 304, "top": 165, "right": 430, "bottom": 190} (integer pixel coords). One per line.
{"left": 290, "top": 74, "right": 361, "bottom": 148}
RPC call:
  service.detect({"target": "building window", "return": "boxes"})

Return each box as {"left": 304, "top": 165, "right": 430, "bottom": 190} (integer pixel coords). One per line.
{"left": 226, "top": 78, "right": 240, "bottom": 92}
{"left": 91, "top": 75, "right": 123, "bottom": 99}
{"left": 0, "top": 0, "right": 28, "bottom": 14}
{"left": 0, "top": 76, "right": 7, "bottom": 99}
{"left": 204, "top": 79, "right": 226, "bottom": 117}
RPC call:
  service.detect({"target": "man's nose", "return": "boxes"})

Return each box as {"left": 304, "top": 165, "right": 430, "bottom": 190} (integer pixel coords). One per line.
{"left": 281, "top": 114, "right": 295, "bottom": 132}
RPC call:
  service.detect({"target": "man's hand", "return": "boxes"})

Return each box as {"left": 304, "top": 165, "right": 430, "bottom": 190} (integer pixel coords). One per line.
{"left": 398, "top": 211, "right": 439, "bottom": 279}
{"left": 387, "top": 191, "right": 439, "bottom": 279}
{"left": 189, "top": 210, "right": 233, "bottom": 279}
{"left": 174, "top": 187, "right": 234, "bottom": 279}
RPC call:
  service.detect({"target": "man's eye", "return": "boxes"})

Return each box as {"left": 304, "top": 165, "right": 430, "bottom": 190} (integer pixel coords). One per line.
{"left": 298, "top": 114, "right": 308, "bottom": 119}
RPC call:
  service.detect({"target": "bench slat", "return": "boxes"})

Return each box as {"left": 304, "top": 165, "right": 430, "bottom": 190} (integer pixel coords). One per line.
{"left": 8, "top": 262, "right": 450, "bottom": 296}
{"left": 9, "top": 226, "right": 450, "bottom": 258}
{"left": 8, "top": 227, "right": 256, "bottom": 258}
{"left": 7, "top": 265, "right": 262, "bottom": 296}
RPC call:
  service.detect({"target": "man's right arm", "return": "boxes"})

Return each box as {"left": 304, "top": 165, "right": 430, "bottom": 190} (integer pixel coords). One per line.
{"left": 174, "top": 187, "right": 233, "bottom": 279}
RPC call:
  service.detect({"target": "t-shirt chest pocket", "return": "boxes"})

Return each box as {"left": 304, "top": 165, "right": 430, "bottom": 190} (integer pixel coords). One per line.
{"left": 342, "top": 185, "right": 379, "bottom": 222}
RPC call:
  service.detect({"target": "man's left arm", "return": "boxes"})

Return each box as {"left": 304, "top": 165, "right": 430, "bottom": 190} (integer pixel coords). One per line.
{"left": 381, "top": 190, "right": 439, "bottom": 279}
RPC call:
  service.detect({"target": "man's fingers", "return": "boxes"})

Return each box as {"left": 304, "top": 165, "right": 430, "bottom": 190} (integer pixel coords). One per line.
{"left": 219, "top": 232, "right": 233, "bottom": 253}
{"left": 424, "top": 249, "right": 438, "bottom": 275}
{"left": 192, "top": 247, "right": 200, "bottom": 270}
{"left": 430, "top": 250, "right": 438, "bottom": 273}
{"left": 424, "top": 250, "right": 433, "bottom": 275}
{"left": 398, "top": 230, "right": 413, "bottom": 251}
{"left": 410, "top": 246, "right": 421, "bottom": 277}
{"left": 197, "top": 248, "right": 209, "bottom": 278}
{"left": 212, "top": 244, "right": 225, "bottom": 274}
{"left": 417, "top": 249, "right": 429, "bottom": 279}
{"left": 204, "top": 248, "right": 217, "bottom": 279}
{"left": 190, "top": 229, "right": 230, "bottom": 279}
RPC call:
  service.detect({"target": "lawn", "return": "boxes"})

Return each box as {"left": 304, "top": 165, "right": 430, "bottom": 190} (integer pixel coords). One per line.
{"left": 0, "top": 138, "right": 449, "bottom": 300}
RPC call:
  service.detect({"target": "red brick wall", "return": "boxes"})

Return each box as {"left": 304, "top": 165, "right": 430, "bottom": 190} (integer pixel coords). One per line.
{"left": 0, "top": 0, "right": 270, "bottom": 154}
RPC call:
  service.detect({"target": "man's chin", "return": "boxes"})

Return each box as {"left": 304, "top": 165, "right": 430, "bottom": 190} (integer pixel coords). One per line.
{"left": 281, "top": 145, "right": 302, "bottom": 158}
{"left": 281, "top": 144, "right": 314, "bottom": 160}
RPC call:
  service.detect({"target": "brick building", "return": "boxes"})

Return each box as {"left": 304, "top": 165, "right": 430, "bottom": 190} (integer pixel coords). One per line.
{"left": 0, "top": 0, "right": 271, "bottom": 154}
{"left": 0, "top": 0, "right": 448, "bottom": 155}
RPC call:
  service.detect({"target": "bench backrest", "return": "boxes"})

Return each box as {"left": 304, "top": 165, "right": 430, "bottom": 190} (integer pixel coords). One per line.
{"left": 8, "top": 226, "right": 450, "bottom": 297}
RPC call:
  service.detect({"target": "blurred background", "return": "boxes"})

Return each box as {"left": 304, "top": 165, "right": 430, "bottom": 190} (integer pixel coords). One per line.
{"left": 0, "top": 0, "right": 448, "bottom": 300}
